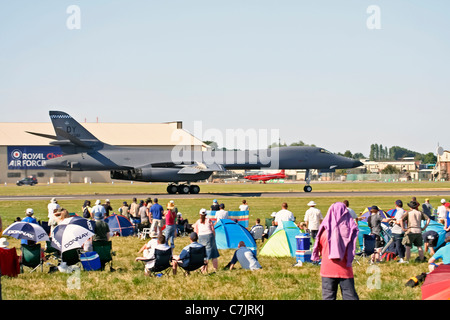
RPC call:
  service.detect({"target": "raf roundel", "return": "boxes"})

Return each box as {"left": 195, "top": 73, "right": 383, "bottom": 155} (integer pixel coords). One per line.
{"left": 11, "top": 149, "right": 22, "bottom": 159}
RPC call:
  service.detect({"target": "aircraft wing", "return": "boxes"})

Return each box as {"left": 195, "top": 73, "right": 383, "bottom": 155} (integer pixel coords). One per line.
{"left": 177, "top": 162, "right": 225, "bottom": 174}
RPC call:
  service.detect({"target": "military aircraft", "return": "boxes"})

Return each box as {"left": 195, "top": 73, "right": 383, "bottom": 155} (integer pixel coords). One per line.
{"left": 27, "top": 111, "right": 363, "bottom": 194}
{"left": 244, "top": 170, "right": 286, "bottom": 183}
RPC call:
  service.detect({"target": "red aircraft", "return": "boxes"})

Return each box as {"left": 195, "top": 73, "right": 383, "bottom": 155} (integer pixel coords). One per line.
{"left": 244, "top": 170, "right": 286, "bottom": 183}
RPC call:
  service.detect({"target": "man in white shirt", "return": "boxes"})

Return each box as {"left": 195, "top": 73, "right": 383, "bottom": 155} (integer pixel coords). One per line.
{"left": 437, "top": 199, "right": 447, "bottom": 225}
{"left": 214, "top": 203, "right": 229, "bottom": 225}
{"left": 91, "top": 199, "right": 106, "bottom": 219}
{"left": 47, "top": 198, "right": 61, "bottom": 232}
{"left": 304, "top": 201, "right": 323, "bottom": 240}
{"left": 136, "top": 233, "right": 171, "bottom": 275}
{"left": 274, "top": 202, "right": 295, "bottom": 226}
{"left": 239, "top": 200, "right": 249, "bottom": 211}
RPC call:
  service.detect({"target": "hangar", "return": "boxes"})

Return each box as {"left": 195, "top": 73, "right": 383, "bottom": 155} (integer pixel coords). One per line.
{"left": 0, "top": 121, "right": 209, "bottom": 184}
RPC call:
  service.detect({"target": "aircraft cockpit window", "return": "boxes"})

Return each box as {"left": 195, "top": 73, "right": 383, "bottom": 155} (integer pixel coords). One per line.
{"left": 319, "top": 149, "right": 332, "bottom": 154}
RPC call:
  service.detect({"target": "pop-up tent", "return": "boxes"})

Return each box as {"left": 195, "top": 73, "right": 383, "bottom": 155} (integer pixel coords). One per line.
{"left": 259, "top": 221, "right": 301, "bottom": 257}
{"left": 214, "top": 219, "right": 257, "bottom": 254}
{"left": 105, "top": 213, "right": 134, "bottom": 236}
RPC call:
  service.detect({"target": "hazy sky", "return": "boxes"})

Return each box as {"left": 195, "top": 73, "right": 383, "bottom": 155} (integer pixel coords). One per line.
{"left": 1, "top": 1, "right": 449, "bottom": 155}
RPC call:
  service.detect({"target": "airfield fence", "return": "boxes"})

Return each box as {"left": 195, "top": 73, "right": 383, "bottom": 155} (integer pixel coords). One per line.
{"left": 346, "top": 174, "right": 402, "bottom": 182}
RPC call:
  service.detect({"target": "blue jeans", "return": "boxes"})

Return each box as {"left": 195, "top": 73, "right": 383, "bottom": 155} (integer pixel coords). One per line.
{"left": 392, "top": 233, "right": 405, "bottom": 259}
{"left": 165, "top": 224, "right": 176, "bottom": 248}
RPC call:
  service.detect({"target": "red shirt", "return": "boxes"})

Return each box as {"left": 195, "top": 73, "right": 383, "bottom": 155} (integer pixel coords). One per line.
{"left": 165, "top": 210, "right": 176, "bottom": 225}
{"left": 317, "top": 232, "right": 354, "bottom": 279}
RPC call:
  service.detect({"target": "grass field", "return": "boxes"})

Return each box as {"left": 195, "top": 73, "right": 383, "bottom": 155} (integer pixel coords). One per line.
{"left": 1, "top": 181, "right": 444, "bottom": 300}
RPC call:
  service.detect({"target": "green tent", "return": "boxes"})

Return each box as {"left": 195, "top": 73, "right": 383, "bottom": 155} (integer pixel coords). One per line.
{"left": 259, "top": 221, "right": 301, "bottom": 257}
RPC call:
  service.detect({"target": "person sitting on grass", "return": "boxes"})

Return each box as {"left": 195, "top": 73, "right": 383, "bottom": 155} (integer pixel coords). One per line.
{"left": 428, "top": 236, "right": 450, "bottom": 272}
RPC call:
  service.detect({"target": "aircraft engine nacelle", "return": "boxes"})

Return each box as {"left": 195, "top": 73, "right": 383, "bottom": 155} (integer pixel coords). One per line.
{"left": 110, "top": 167, "right": 212, "bottom": 183}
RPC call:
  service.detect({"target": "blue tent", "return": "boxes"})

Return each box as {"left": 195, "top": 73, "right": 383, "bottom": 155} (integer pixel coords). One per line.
{"left": 214, "top": 219, "right": 257, "bottom": 254}
{"left": 105, "top": 213, "right": 134, "bottom": 236}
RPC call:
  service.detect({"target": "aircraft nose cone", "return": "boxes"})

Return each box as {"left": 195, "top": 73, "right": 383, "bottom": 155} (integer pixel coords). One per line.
{"left": 352, "top": 160, "right": 363, "bottom": 168}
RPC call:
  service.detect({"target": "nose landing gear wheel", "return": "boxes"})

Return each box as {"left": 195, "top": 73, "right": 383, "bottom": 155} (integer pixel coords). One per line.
{"left": 304, "top": 185, "right": 312, "bottom": 192}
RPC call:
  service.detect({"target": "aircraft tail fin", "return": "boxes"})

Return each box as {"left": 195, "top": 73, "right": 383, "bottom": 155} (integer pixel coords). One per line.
{"left": 48, "top": 111, "right": 104, "bottom": 152}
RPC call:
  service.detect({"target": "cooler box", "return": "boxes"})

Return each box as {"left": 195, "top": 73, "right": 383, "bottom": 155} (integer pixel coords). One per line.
{"left": 80, "top": 251, "right": 101, "bottom": 271}
{"left": 295, "top": 234, "right": 311, "bottom": 251}
{"left": 295, "top": 250, "right": 311, "bottom": 263}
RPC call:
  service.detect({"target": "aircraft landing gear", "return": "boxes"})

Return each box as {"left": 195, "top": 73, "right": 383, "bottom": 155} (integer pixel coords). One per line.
{"left": 303, "top": 169, "right": 312, "bottom": 193}
{"left": 167, "top": 183, "right": 200, "bottom": 194}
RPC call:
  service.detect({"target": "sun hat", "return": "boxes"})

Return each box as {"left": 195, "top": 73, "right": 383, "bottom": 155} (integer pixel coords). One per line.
{"left": 26, "top": 208, "right": 34, "bottom": 215}
{"left": 94, "top": 211, "right": 104, "bottom": 220}
{"left": 307, "top": 201, "right": 316, "bottom": 207}
{"left": 95, "top": 199, "right": 101, "bottom": 205}
{"left": 199, "top": 208, "right": 207, "bottom": 215}
{"left": 441, "top": 199, "right": 446, "bottom": 204}
{"left": 271, "top": 212, "right": 277, "bottom": 217}
{"left": 407, "top": 201, "right": 420, "bottom": 209}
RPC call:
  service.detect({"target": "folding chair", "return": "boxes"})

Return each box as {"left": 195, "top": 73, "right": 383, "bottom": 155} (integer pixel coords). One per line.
{"left": 61, "top": 248, "right": 81, "bottom": 267}
{"left": 250, "top": 225, "right": 264, "bottom": 242}
{"left": 179, "top": 246, "right": 208, "bottom": 275}
{"left": 354, "top": 234, "right": 376, "bottom": 265}
{"left": 140, "top": 228, "right": 151, "bottom": 240}
{"left": 92, "top": 240, "right": 114, "bottom": 271}
{"left": 44, "top": 239, "right": 60, "bottom": 261}
{"left": 141, "top": 248, "right": 173, "bottom": 276}
{"left": 20, "top": 244, "right": 44, "bottom": 273}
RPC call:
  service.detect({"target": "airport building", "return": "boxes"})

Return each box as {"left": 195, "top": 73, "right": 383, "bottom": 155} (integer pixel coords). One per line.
{"left": 0, "top": 121, "right": 209, "bottom": 184}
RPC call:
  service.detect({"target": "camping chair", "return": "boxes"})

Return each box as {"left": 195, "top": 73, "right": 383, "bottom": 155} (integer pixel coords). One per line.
{"left": 140, "top": 228, "right": 151, "bottom": 240}
{"left": 141, "top": 248, "right": 173, "bottom": 276}
{"left": 250, "top": 225, "right": 264, "bottom": 242}
{"left": 20, "top": 244, "right": 44, "bottom": 273}
{"left": 92, "top": 240, "right": 114, "bottom": 271}
{"left": 179, "top": 246, "right": 208, "bottom": 275}
{"left": 354, "top": 234, "right": 376, "bottom": 265}
{"left": 44, "top": 239, "right": 60, "bottom": 261}
{"left": 61, "top": 248, "right": 81, "bottom": 267}
{"left": 265, "top": 218, "right": 274, "bottom": 229}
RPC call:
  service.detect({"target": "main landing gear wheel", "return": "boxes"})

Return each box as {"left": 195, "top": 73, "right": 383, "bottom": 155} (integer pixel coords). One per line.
{"left": 304, "top": 185, "right": 312, "bottom": 192}
{"left": 167, "top": 185, "right": 178, "bottom": 194}
{"left": 167, "top": 184, "right": 201, "bottom": 194}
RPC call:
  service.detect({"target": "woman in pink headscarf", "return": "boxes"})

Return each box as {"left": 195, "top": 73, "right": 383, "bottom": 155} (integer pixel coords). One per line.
{"left": 311, "top": 202, "right": 359, "bottom": 300}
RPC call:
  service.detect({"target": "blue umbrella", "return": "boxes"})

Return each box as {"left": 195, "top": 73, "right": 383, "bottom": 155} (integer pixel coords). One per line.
{"left": 3, "top": 221, "right": 49, "bottom": 242}
{"left": 105, "top": 213, "right": 134, "bottom": 236}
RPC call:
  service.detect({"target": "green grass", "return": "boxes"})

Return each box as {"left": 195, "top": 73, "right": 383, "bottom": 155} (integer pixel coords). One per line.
{"left": 0, "top": 182, "right": 440, "bottom": 300}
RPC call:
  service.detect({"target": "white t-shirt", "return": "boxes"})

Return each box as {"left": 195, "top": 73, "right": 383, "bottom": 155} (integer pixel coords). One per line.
{"left": 437, "top": 205, "right": 447, "bottom": 219}
{"left": 47, "top": 202, "right": 60, "bottom": 220}
{"left": 391, "top": 207, "right": 405, "bottom": 234}
{"left": 304, "top": 207, "right": 323, "bottom": 231}
{"left": 275, "top": 209, "right": 295, "bottom": 225}
{"left": 215, "top": 210, "right": 229, "bottom": 222}
{"left": 239, "top": 204, "right": 249, "bottom": 211}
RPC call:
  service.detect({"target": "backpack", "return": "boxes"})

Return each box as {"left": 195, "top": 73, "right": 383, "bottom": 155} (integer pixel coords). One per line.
{"left": 381, "top": 252, "right": 396, "bottom": 262}
{"left": 83, "top": 207, "right": 91, "bottom": 219}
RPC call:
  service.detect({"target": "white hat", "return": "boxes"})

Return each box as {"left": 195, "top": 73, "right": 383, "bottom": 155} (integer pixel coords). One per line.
{"left": 199, "top": 208, "right": 207, "bottom": 215}
{"left": 95, "top": 199, "right": 101, "bottom": 205}
{"left": 307, "top": 201, "right": 317, "bottom": 207}
{"left": 105, "top": 199, "right": 110, "bottom": 203}
{"left": 0, "top": 238, "right": 9, "bottom": 248}
{"left": 26, "top": 208, "right": 34, "bottom": 215}
{"left": 271, "top": 212, "right": 277, "bottom": 217}
{"left": 51, "top": 198, "right": 57, "bottom": 203}
{"left": 441, "top": 199, "right": 446, "bottom": 204}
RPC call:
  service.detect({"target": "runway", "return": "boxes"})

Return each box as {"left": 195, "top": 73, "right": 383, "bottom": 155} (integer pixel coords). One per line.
{"left": 2, "top": 190, "right": 450, "bottom": 201}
